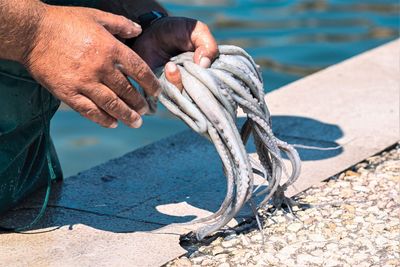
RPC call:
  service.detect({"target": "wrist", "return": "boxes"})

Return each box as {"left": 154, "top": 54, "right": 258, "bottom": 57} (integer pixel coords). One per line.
{"left": 97, "top": 0, "right": 168, "bottom": 23}
{"left": 125, "top": 11, "right": 168, "bottom": 47}
{"left": 20, "top": 2, "right": 54, "bottom": 65}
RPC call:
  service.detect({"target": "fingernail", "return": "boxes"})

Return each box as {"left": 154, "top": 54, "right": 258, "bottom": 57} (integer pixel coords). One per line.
{"left": 138, "top": 104, "right": 149, "bottom": 115}
{"left": 166, "top": 62, "right": 177, "bottom": 73}
{"left": 109, "top": 121, "right": 118, "bottom": 128}
{"left": 154, "top": 86, "right": 163, "bottom": 97}
{"left": 131, "top": 117, "right": 143, "bottom": 128}
{"left": 199, "top": 57, "right": 211, "bottom": 68}
{"left": 130, "top": 20, "right": 142, "bottom": 29}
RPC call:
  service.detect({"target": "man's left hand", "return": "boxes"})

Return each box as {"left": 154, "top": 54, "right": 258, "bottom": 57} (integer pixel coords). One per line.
{"left": 130, "top": 16, "right": 218, "bottom": 91}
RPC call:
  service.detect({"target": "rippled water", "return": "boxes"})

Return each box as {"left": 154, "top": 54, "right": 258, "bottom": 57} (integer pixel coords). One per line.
{"left": 51, "top": 0, "right": 399, "bottom": 177}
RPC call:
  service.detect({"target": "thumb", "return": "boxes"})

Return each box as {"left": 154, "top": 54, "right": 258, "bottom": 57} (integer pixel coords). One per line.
{"left": 191, "top": 21, "right": 218, "bottom": 68}
{"left": 91, "top": 10, "right": 142, "bottom": 39}
{"left": 165, "top": 62, "right": 183, "bottom": 91}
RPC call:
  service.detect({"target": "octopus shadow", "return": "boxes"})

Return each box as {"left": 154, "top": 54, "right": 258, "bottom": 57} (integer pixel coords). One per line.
{"left": 0, "top": 115, "right": 343, "bottom": 235}
{"left": 242, "top": 115, "right": 344, "bottom": 161}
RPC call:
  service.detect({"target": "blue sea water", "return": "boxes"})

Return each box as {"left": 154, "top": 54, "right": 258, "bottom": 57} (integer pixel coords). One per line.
{"left": 51, "top": 0, "right": 399, "bottom": 177}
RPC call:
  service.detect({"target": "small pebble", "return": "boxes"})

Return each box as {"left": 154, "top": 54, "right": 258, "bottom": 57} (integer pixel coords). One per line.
{"left": 174, "top": 257, "right": 192, "bottom": 267}
{"left": 212, "top": 246, "right": 225, "bottom": 255}
{"left": 287, "top": 222, "right": 303, "bottom": 232}
{"left": 221, "top": 239, "right": 239, "bottom": 248}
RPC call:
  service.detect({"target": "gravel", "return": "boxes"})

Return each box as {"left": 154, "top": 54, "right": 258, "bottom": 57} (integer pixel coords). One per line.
{"left": 166, "top": 144, "right": 400, "bottom": 267}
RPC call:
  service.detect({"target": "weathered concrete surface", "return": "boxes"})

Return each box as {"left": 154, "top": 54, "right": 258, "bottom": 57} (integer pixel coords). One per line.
{"left": 0, "top": 39, "right": 398, "bottom": 266}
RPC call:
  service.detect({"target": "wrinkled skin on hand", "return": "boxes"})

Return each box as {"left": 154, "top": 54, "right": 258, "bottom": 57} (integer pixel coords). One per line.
{"left": 24, "top": 5, "right": 162, "bottom": 128}
{"left": 131, "top": 17, "right": 218, "bottom": 91}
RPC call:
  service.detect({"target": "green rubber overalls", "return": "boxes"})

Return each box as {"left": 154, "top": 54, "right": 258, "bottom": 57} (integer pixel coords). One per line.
{"left": 0, "top": 0, "right": 98, "bottom": 216}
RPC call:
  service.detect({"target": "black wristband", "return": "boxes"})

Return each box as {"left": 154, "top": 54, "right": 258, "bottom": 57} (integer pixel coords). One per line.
{"left": 138, "top": 11, "right": 168, "bottom": 31}
{"left": 125, "top": 11, "right": 168, "bottom": 48}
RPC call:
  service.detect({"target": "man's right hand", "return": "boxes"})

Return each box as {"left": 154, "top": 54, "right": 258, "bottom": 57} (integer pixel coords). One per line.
{"left": 24, "top": 4, "right": 161, "bottom": 128}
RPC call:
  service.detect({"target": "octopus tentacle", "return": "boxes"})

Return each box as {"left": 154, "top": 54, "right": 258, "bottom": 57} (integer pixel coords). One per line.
{"left": 179, "top": 122, "right": 236, "bottom": 226}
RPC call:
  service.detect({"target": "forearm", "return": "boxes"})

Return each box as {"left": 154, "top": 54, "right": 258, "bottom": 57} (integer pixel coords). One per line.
{"left": 98, "top": 0, "right": 168, "bottom": 22}
{"left": 0, "top": 0, "right": 46, "bottom": 63}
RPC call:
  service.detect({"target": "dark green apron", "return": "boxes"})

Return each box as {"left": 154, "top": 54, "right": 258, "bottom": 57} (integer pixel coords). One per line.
{"left": 0, "top": 0, "right": 98, "bottom": 222}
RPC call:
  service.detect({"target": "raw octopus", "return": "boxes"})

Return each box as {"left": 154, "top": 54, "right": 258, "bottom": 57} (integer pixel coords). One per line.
{"left": 147, "top": 45, "right": 301, "bottom": 240}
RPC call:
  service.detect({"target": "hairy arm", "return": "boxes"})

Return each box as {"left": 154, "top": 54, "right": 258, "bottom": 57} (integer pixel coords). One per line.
{"left": 0, "top": 0, "right": 45, "bottom": 63}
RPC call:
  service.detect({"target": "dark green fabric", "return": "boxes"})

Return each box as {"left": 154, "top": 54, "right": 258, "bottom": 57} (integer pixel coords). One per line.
{"left": 0, "top": 60, "right": 62, "bottom": 215}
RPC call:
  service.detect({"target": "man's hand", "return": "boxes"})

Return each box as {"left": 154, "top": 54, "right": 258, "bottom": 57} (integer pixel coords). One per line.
{"left": 24, "top": 4, "right": 162, "bottom": 128}
{"left": 131, "top": 17, "right": 218, "bottom": 91}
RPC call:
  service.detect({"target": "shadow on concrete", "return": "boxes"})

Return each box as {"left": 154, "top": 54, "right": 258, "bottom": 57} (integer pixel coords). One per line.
{"left": 242, "top": 115, "right": 344, "bottom": 161}
{"left": 271, "top": 115, "right": 344, "bottom": 161}
{"left": 0, "top": 115, "right": 343, "bottom": 235}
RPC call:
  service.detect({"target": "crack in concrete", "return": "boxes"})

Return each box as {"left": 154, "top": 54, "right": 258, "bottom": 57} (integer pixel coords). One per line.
{"left": 13, "top": 205, "right": 168, "bottom": 227}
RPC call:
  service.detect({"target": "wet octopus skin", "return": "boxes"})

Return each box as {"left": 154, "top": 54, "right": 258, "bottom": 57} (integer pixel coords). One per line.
{"left": 147, "top": 45, "right": 301, "bottom": 240}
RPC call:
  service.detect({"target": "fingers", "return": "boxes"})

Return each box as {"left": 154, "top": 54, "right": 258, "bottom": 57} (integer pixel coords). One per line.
{"left": 80, "top": 84, "right": 143, "bottom": 128}
{"left": 165, "top": 62, "right": 183, "bottom": 91}
{"left": 91, "top": 9, "right": 142, "bottom": 39}
{"left": 191, "top": 21, "right": 218, "bottom": 68}
{"left": 66, "top": 94, "right": 117, "bottom": 128}
{"left": 117, "top": 46, "right": 162, "bottom": 97}
{"left": 102, "top": 70, "right": 149, "bottom": 115}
